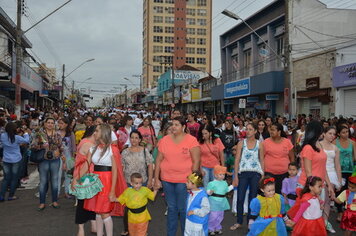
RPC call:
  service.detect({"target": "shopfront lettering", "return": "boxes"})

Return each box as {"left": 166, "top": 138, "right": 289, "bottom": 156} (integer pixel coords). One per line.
{"left": 226, "top": 84, "right": 248, "bottom": 93}
{"left": 333, "top": 62, "right": 356, "bottom": 88}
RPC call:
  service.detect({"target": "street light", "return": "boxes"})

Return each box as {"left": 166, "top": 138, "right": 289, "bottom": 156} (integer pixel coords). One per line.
{"left": 75, "top": 77, "right": 93, "bottom": 88}
{"left": 221, "top": 9, "right": 285, "bottom": 66}
{"left": 61, "top": 58, "right": 95, "bottom": 108}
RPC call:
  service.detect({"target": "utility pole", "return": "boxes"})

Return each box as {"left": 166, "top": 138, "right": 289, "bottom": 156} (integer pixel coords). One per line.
{"left": 124, "top": 85, "right": 128, "bottom": 108}
{"left": 15, "top": 0, "right": 23, "bottom": 117}
{"left": 61, "top": 64, "right": 65, "bottom": 108}
{"left": 285, "top": 0, "right": 291, "bottom": 118}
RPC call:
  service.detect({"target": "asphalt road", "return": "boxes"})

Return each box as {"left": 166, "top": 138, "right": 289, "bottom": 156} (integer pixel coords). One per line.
{"left": 0, "top": 168, "right": 345, "bottom": 236}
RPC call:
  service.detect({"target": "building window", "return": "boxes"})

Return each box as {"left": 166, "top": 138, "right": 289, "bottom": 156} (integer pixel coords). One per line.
{"left": 186, "top": 47, "right": 195, "bottom": 54}
{"left": 186, "top": 8, "right": 195, "bottom": 16}
{"left": 164, "top": 66, "right": 170, "bottom": 72}
{"left": 231, "top": 54, "right": 239, "bottom": 72}
{"left": 186, "top": 18, "right": 195, "bottom": 25}
{"left": 197, "top": 58, "right": 206, "bottom": 64}
{"left": 165, "top": 46, "right": 174, "bottom": 53}
{"left": 166, "top": 7, "right": 174, "bottom": 14}
{"left": 153, "top": 36, "right": 163, "bottom": 43}
{"left": 153, "top": 6, "right": 163, "bottom": 13}
{"left": 197, "top": 9, "right": 207, "bottom": 16}
{"left": 186, "top": 38, "right": 195, "bottom": 44}
{"left": 197, "top": 38, "right": 206, "bottom": 45}
{"left": 153, "top": 66, "right": 162, "bottom": 72}
{"left": 153, "top": 16, "right": 163, "bottom": 23}
{"left": 197, "top": 19, "right": 206, "bottom": 26}
{"left": 154, "top": 0, "right": 163, "bottom": 2}
{"left": 153, "top": 26, "right": 163, "bottom": 33}
{"left": 186, "top": 28, "right": 195, "bottom": 35}
{"left": 197, "top": 48, "right": 206, "bottom": 54}
{"left": 276, "top": 36, "right": 284, "bottom": 56}
{"left": 197, "top": 28, "right": 206, "bottom": 35}
{"left": 153, "top": 56, "right": 162, "bottom": 63}
{"left": 165, "top": 36, "right": 174, "bottom": 43}
{"left": 165, "top": 0, "right": 174, "bottom": 3}
{"left": 186, "top": 57, "right": 195, "bottom": 64}
{"left": 163, "top": 56, "right": 173, "bottom": 64}
{"left": 165, "top": 26, "right": 174, "bottom": 33}
{"left": 197, "top": 0, "right": 207, "bottom": 6}
{"left": 153, "top": 46, "right": 163, "bottom": 53}
{"left": 165, "top": 16, "right": 174, "bottom": 24}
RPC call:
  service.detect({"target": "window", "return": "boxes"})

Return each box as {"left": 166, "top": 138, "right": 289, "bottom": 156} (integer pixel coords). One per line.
{"left": 186, "top": 8, "right": 195, "bottom": 16}
{"left": 198, "top": 0, "right": 207, "bottom": 6}
{"left": 153, "top": 6, "right": 163, "bottom": 13}
{"left": 186, "top": 28, "right": 195, "bottom": 35}
{"left": 231, "top": 55, "right": 239, "bottom": 72}
{"left": 153, "top": 36, "right": 163, "bottom": 42}
{"left": 197, "top": 58, "right": 206, "bottom": 64}
{"left": 154, "top": 0, "right": 163, "bottom": 2}
{"left": 165, "top": 0, "right": 174, "bottom": 3}
{"left": 164, "top": 66, "right": 170, "bottom": 72}
{"left": 186, "top": 47, "right": 195, "bottom": 54}
{"left": 276, "top": 36, "right": 284, "bottom": 56}
{"left": 153, "top": 46, "right": 163, "bottom": 53}
{"left": 153, "top": 66, "right": 162, "bottom": 72}
{"left": 186, "top": 57, "right": 195, "bottom": 64}
{"left": 153, "top": 26, "right": 163, "bottom": 33}
{"left": 166, "top": 7, "right": 174, "bottom": 14}
{"left": 197, "top": 28, "right": 206, "bottom": 35}
{"left": 165, "top": 27, "right": 174, "bottom": 33}
{"left": 186, "top": 38, "right": 195, "bottom": 44}
{"left": 165, "top": 46, "right": 174, "bottom": 53}
{"left": 163, "top": 56, "right": 173, "bottom": 64}
{"left": 243, "top": 49, "right": 251, "bottom": 75}
{"left": 197, "top": 38, "right": 206, "bottom": 45}
{"left": 197, "top": 48, "right": 206, "bottom": 54}
{"left": 197, "top": 19, "right": 206, "bottom": 26}
{"left": 186, "top": 18, "right": 195, "bottom": 25}
{"left": 153, "top": 16, "right": 163, "bottom": 23}
{"left": 197, "top": 9, "right": 207, "bottom": 16}
{"left": 165, "top": 16, "right": 174, "bottom": 24}
{"left": 165, "top": 36, "right": 174, "bottom": 43}
{"left": 153, "top": 56, "right": 162, "bottom": 63}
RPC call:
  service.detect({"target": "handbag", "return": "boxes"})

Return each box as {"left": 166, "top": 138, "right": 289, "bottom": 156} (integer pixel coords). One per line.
{"left": 29, "top": 149, "right": 45, "bottom": 163}
{"left": 69, "top": 152, "right": 103, "bottom": 199}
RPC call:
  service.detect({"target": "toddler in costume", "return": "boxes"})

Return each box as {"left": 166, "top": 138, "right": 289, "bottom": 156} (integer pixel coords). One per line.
{"left": 206, "top": 165, "right": 233, "bottom": 235}
{"left": 287, "top": 176, "right": 326, "bottom": 236}
{"left": 248, "top": 176, "right": 289, "bottom": 236}
{"left": 184, "top": 171, "right": 210, "bottom": 236}
{"left": 281, "top": 162, "right": 299, "bottom": 210}
{"left": 117, "top": 173, "right": 157, "bottom": 236}
{"left": 334, "top": 170, "right": 356, "bottom": 236}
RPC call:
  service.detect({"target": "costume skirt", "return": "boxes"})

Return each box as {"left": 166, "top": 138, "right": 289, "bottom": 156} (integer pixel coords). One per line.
{"left": 340, "top": 209, "right": 356, "bottom": 231}
{"left": 291, "top": 217, "right": 326, "bottom": 236}
{"left": 84, "top": 171, "right": 113, "bottom": 214}
{"left": 75, "top": 199, "right": 96, "bottom": 224}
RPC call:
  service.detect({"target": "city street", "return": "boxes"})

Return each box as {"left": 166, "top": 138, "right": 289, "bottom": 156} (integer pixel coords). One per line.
{"left": 0, "top": 167, "right": 344, "bottom": 236}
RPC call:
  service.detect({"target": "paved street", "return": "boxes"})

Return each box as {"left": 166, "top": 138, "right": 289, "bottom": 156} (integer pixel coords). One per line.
{"left": 0, "top": 167, "right": 345, "bottom": 236}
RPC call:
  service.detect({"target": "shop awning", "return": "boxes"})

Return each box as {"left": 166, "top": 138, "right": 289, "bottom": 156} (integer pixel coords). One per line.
{"left": 297, "top": 88, "right": 330, "bottom": 98}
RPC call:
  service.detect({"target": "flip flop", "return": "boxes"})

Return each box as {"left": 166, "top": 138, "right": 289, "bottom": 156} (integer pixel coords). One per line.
{"left": 230, "top": 224, "right": 241, "bottom": 231}
{"left": 37, "top": 206, "right": 46, "bottom": 211}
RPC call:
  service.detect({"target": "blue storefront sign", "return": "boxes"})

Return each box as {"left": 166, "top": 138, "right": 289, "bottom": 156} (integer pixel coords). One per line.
{"left": 247, "top": 97, "right": 259, "bottom": 103}
{"left": 266, "top": 94, "right": 279, "bottom": 100}
{"left": 224, "top": 78, "right": 250, "bottom": 99}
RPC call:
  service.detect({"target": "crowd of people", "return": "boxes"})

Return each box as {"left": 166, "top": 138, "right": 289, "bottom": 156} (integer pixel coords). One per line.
{"left": 0, "top": 106, "right": 355, "bottom": 236}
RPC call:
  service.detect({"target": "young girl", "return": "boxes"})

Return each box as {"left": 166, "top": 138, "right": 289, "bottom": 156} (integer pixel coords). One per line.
{"left": 248, "top": 176, "right": 289, "bottom": 236}
{"left": 288, "top": 176, "right": 326, "bottom": 236}
{"left": 282, "top": 162, "right": 299, "bottom": 209}
{"left": 334, "top": 171, "right": 356, "bottom": 236}
{"left": 206, "top": 165, "right": 233, "bottom": 235}
{"left": 185, "top": 171, "right": 210, "bottom": 236}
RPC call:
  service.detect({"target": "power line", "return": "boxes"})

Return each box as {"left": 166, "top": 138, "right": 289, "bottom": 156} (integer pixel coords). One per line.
{"left": 295, "top": 25, "right": 356, "bottom": 40}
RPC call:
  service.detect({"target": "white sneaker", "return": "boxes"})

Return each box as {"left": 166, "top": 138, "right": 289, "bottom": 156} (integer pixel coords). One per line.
{"left": 326, "top": 221, "right": 336, "bottom": 233}
{"left": 164, "top": 207, "right": 168, "bottom": 216}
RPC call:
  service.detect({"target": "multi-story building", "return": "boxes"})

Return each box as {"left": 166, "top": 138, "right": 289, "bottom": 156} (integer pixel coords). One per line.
{"left": 142, "top": 0, "right": 212, "bottom": 89}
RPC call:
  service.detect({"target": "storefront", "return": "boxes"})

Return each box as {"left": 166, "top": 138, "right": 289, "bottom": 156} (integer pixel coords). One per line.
{"left": 333, "top": 62, "right": 356, "bottom": 117}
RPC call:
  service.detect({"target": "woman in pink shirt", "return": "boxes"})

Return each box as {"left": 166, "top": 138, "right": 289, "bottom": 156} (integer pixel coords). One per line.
{"left": 186, "top": 113, "right": 200, "bottom": 139}
{"left": 154, "top": 116, "right": 200, "bottom": 236}
{"left": 262, "top": 123, "right": 295, "bottom": 194}
{"left": 137, "top": 117, "right": 156, "bottom": 152}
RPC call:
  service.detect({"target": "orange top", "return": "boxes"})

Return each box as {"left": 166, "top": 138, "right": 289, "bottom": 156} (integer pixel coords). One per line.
{"left": 199, "top": 138, "right": 225, "bottom": 168}
{"left": 263, "top": 138, "right": 293, "bottom": 175}
{"left": 73, "top": 138, "right": 94, "bottom": 180}
{"left": 298, "top": 144, "right": 327, "bottom": 186}
{"left": 158, "top": 134, "right": 199, "bottom": 183}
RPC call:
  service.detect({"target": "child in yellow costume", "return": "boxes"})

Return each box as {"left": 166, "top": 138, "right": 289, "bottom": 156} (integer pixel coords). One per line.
{"left": 117, "top": 172, "right": 157, "bottom": 236}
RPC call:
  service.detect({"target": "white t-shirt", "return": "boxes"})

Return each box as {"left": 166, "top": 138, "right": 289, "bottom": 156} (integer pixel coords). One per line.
{"left": 151, "top": 120, "right": 161, "bottom": 136}
{"left": 90, "top": 146, "right": 112, "bottom": 166}
{"left": 111, "top": 131, "right": 118, "bottom": 142}
{"left": 134, "top": 118, "right": 142, "bottom": 128}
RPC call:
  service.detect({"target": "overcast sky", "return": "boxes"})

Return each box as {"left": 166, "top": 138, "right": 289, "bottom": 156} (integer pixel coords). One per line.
{"left": 0, "top": 0, "right": 350, "bottom": 106}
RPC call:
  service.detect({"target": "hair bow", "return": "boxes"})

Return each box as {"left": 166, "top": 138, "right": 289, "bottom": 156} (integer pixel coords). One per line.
{"left": 263, "top": 177, "right": 275, "bottom": 185}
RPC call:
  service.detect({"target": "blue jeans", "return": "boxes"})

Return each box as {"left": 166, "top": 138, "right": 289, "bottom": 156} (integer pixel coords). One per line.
{"left": 162, "top": 181, "right": 187, "bottom": 236}
{"left": 0, "top": 161, "right": 21, "bottom": 198}
{"left": 202, "top": 166, "right": 214, "bottom": 188}
{"left": 39, "top": 158, "right": 60, "bottom": 204}
{"left": 236, "top": 171, "right": 261, "bottom": 224}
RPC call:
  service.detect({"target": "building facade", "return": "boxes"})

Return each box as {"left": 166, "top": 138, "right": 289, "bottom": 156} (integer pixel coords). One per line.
{"left": 142, "top": 0, "right": 212, "bottom": 89}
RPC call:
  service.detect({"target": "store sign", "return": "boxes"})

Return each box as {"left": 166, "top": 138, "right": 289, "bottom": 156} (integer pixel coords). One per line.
{"left": 239, "top": 99, "right": 246, "bottom": 108}
{"left": 333, "top": 62, "right": 356, "bottom": 87}
{"left": 247, "top": 97, "right": 259, "bottom": 103}
{"left": 306, "top": 77, "right": 319, "bottom": 90}
{"left": 224, "top": 78, "right": 250, "bottom": 99}
{"left": 191, "top": 87, "right": 201, "bottom": 101}
{"left": 12, "top": 62, "right": 43, "bottom": 93}
{"left": 266, "top": 94, "right": 280, "bottom": 100}
{"left": 174, "top": 70, "right": 209, "bottom": 83}
{"left": 181, "top": 85, "right": 191, "bottom": 103}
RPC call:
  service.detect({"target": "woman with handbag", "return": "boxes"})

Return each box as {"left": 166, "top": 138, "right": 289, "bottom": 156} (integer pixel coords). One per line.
{"left": 0, "top": 122, "right": 30, "bottom": 201}
{"left": 32, "top": 117, "right": 64, "bottom": 211}
{"left": 72, "top": 126, "right": 97, "bottom": 236}
{"left": 138, "top": 116, "right": 157, "bottom": 152}
{"left": 82, "top": 124, "right": 126, "bottom": 236}
{"left": 120, "top": 130, "right": 154, "bottom": 236}
{"left": 198, "top": 125, "right": 225, "bottom": 188}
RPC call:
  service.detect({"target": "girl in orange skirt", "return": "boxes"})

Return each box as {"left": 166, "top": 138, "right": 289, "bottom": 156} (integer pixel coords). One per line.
{"left": 288, "top": 176, "right": 326, "bottom": 236}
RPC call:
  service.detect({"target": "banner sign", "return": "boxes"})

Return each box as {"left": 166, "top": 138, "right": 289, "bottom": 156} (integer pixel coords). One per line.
{"left": 224, "top": 78, "right": 250, "bottom": 99}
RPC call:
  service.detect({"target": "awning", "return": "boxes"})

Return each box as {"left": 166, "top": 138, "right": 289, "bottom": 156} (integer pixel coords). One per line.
{"left": 297, "top": 88, "right": 330, "bottom": 98}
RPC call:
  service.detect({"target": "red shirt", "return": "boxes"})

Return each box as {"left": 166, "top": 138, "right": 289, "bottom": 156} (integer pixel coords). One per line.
{"left": 199, "top": 138, "right": 225, "bottom": 168}
{"left": 263, "top": 138, "right": 294, "bottom": 174}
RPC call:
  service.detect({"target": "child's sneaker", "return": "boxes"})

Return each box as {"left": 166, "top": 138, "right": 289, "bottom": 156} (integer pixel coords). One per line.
{"left": 209, "top": 231, "right": 216, "bottom": 236}
{"left": 326, "top": 221, "right": 336, "bottom": 233}
{"left": 215, "top": 230, "right": 223, "bottom": 235}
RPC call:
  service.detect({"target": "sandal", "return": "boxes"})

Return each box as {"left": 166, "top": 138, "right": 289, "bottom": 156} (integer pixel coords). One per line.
{"left": 120, "top": 231, "right": 129, "bottom": 236}
{"left": 230, "top": 223, "right": 241, "bottom": 231}
{"left": 37, "top": 205, "right": 46, "bottom": 211}
{"left": 8, "top": 196, "right": 18, "bottom": 201}
{"left": 51, "top": 202, "right": 61, "bottom": 209}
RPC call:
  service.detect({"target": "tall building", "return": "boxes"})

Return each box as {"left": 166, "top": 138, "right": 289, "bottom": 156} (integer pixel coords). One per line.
{"left": 142, "top": 0, "right": 212, "bottom": 89}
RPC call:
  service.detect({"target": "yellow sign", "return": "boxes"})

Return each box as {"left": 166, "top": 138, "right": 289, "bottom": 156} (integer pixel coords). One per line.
{"left": 191, "top": 88, "right": 201, "bottom": 101}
